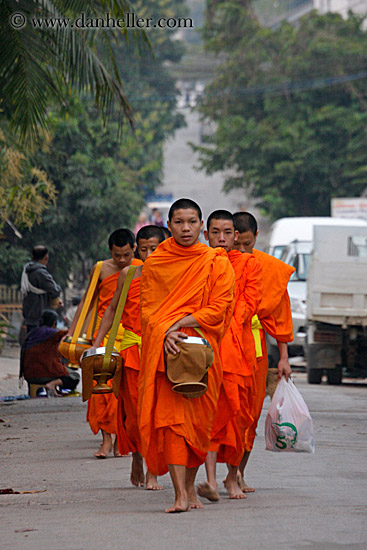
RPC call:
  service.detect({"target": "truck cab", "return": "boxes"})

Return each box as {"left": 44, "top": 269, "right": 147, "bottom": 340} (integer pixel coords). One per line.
{"left": 306, "top": 225, "right": 367, "bottom": 384}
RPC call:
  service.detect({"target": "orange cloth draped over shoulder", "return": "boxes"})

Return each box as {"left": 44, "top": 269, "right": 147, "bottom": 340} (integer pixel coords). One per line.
{"left": 87, "top": 259, "right": 142, "bottom": 436}
{"left": 117, "top": 276, "right": 142, "bottom": 456}
{"left": 213, "top": 250, "right": 263, "bottom": 465}
{"left": 245, "top": 249, "right": 294, "bottom": 451}
{"left": 137, "top": 238, "right": 236, "bottom": 476}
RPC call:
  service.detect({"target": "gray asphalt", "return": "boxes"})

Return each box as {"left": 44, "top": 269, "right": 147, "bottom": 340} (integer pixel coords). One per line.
{"left": 1, "top": 350, "right": 366, "bottom": 550}
{"left": 160, "top": 109, "right": 272, "bottom": 250}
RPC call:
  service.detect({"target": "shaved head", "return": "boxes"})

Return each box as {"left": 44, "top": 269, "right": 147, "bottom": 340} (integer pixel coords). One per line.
{"left": 233, "top": 212, "right": 258, "bottom": 235}
{"left": 168, "top": 198, "right": 202, "bottom": 222}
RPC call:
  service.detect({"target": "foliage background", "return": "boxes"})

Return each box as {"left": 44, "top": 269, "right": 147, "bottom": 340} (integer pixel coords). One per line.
{"left": 1, "top": 0, "right": 187, "bottom": 289}
{"left": 195, "top": 4, "right": 367, "bottom": 220}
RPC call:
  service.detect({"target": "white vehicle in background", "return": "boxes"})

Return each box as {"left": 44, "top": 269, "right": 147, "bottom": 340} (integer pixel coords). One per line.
{"left": 266, "top": 217, "right": 367, "bottom": 359}
{"left": 306, "top": 225, "right": 367, "bottom": 385}
{"left": 266, "top": 240, "right": 310, "bottom": 359}
{"left": 267, "top": 216, "right": 367, "bottom": 259}
{"left": 281, "top": 241, "right": 311, "bottom": 355}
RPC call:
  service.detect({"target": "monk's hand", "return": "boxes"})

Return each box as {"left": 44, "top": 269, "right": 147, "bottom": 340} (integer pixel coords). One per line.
{"left": 164, "top": 331, "right": 187, "bottom": 355}
{"left": 166, "top": 321, "right": 181, "bottom": 334}
{"left": 278, "top": 358, "right": 292, "bottom": 382}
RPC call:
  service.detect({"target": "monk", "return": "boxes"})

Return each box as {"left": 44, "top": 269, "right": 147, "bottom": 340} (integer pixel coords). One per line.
{"left": 93, "top": 225, "right": 165, "bottom": 489}
{"left": 233, "top": 212, "right": 294, "bottom": 492}
{"left": 67, "top": 228, "right": 142, "bottom": 458}
{"left": 197, "top": 210, "right": 262, "bottom": 501}
{"left": 138, "top": 198, "right": 236, "bottom": 513}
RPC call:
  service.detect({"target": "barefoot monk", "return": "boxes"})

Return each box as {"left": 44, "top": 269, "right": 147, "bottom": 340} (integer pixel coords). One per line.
{"left": 198, "top": 210, "right": 262, "bottom": 501}
{"left": 138, "top": 199, "right": 236, "bottom": 513}
{"left": 93, "top": 226, "right": 165, "bottom": 489}
{"left": 68, "top": 229, "right": 142, "bottom": 458}
{"left": 233, "top": 212, "right": 294, "bottom": 493}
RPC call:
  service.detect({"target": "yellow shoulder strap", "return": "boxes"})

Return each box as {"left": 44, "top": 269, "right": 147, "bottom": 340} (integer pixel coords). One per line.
{"left": 69, "top": 261, "right": 103, "bottom": 364}
{"left": 251, "top": 314, "right": 263, "bottom": 358}
{"left": 102, "top": 265, "right": 137, "bottom": 372}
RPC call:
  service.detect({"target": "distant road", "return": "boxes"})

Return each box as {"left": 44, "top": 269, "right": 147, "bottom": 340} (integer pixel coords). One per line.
{"left": 160, "top": 109, "right": 271, "bottom": 249}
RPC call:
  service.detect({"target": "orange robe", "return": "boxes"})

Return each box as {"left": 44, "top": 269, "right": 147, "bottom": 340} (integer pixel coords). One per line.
{"left": 87, "top": 259, "right": 142, "bottom": 436}
{"left": 213, "top": 250, "right": 263, "bottom": 465}
{"left": 138, "top": 238, "right": 236, "bottom": 476}
{"left": 117, "top": 276, "right": 142, "bottom": 455}
{"left": 245, "top": 249, "right": 294, "bottom": 451}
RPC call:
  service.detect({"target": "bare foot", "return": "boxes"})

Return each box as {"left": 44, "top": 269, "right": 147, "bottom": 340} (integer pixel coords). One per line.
{"left": 94, "top": 442, "right": 112, "bottom": 459}
{"left": 197, "top": 482, "right": 220, "bottom": 502}
{"left": 187, "top": 487, "right": 203, "bottom": 509}
{"left": 237, "top": 471, "right": 255, "bottom": 493}
{"left": 165, "top": 493, "right": 190, "bottom": 513}
{"left": 113, "top": 438, "right": 128, "bottom": 457}
{"left": 130, "top": 452, "right": 145, "bottom": 487}
{"left": 225, "top": 474, "right": 247, "bottom": 499}
{"left": 146, "top": 471, "right": 163, "bottom": 490}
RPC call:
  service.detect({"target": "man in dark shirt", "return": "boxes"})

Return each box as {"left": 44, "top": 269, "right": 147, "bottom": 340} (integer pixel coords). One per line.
{"left": 21, "top": 245, "right": 62, "bottom": 332}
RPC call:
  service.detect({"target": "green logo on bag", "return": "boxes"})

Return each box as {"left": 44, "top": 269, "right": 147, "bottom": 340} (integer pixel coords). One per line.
{"left": 273, "top": 422, "right": 298, "bottom": 450}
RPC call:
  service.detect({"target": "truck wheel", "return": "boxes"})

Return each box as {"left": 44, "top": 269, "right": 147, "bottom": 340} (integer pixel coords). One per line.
{"left": 308, "top": 369, "right": 322, "bottom": 384}
{"left": 327, "top": 368, "right": 342, "bottom": 385}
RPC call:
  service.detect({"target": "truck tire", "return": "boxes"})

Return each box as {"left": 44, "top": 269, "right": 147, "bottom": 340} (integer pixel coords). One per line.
{"left": 327, "top": 367, "right": 342, "bottom": 385}
{"left": 308, "top": 368, "right": 322, "bottom": 384}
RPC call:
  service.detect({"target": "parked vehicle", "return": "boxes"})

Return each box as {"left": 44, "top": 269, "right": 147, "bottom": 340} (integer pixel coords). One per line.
{"left": 267, "top": 217, "right": 367, "bottom": 259}
{"left": 266, "top": 218, "right": 367, "bottom": 359}
{"left": 266, "top": 241, "right": 310, "bottom": 358}
{"left": 306, "top": 225, "right": 367, "bottom": 385}
{"left": 281, "top": 241, "right": 311, "bottom": 355}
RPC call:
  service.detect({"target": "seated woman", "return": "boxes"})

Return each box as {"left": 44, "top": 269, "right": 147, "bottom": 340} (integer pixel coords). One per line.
{"left": 20, "top": 309, "right": 80, "bottom": 396}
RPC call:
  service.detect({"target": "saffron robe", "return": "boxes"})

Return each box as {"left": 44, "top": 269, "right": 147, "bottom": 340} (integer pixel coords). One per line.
{"left": 213, "top": 250, "right": 263, "bottom": 465}
{"left": 245, "top": 249, "right": 294, "bottom": 451}
{"left": 138, "top": 238, "right": 236, "bottom": 476}
{"left": 117, "top": 277, "right": 142, "bottom": 455}
{"left": 87, "top": 259, "right": 142, "bottom": 436}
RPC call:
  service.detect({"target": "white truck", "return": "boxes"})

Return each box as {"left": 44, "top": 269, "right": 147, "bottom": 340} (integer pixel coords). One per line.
{"left": 306, "top": 225, "right": 367, "bottom": 384}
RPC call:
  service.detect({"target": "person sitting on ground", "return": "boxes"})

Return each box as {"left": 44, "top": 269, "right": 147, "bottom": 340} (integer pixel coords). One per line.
{"left": 20, "top": 310, "right": 80, "bottom": 396}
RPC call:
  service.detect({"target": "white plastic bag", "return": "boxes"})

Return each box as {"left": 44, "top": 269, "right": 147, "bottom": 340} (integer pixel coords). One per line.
{"left": 265, "top": 377, "right": 315, "bottom": 453}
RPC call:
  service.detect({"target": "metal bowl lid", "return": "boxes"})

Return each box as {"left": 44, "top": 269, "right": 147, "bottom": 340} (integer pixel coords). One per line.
{"left": 64, "top": 335, "right": 92, "bottom": 345}
{"left": 81, "top": 346, "right": 120, "bottom": 360}
{"left": 179, "top": 336, "right": 210, "bottom": 347}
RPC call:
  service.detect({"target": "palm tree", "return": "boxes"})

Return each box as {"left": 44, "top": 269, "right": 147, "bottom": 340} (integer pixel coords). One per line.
{"left": 0, "top": 0, "right": 147, "bottom": 143}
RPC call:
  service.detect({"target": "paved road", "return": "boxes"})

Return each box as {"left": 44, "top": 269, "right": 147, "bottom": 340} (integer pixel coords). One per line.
{"left": 1, "top": 351, "right": 366, "bottom": 550}
{"left": 161, "top": 109, "right": 246, "bottom": 217}
{"left": 160, "top": 109, "right": 272, "bottom": 250}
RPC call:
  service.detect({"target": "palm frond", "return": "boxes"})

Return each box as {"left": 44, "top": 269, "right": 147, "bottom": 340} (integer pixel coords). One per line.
{"left": 0, "top": 0, "right": 149, "bottom": 144}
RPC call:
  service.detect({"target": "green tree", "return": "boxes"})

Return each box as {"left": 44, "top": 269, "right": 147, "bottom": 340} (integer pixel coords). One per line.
{"left": 16, "top": 96, "right": 150, "bottom": 289}
{"left": 6, "top": 0, "right": 187, "bottom": 289}
{"left": 0, "top": 126, "right": 57, "bottom": 230}
{"left": 0, "top": 0, "right": 150, "bottom": 237}
{"left": 195, "top": 6, "right": 367, "bottom": 219}
{"left": 0, "top": 0, "right": 147, "bottom": 144}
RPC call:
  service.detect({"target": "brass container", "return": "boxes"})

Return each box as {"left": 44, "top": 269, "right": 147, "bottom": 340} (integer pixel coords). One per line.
{"left": 80, "top": 347, "right": 122, "bottom": 399}
{"left": 59, "top": 335, "right": 92, "bottom": 368}
{"left": 166, "top": 336, "right": 214, "bottom": 398}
